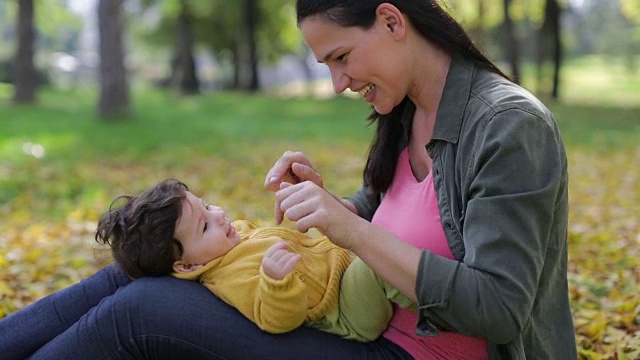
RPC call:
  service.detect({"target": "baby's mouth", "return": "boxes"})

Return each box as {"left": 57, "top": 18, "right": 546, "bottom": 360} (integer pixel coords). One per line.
{"left": 227, "top": 224, "right": 236, "bottom": 237}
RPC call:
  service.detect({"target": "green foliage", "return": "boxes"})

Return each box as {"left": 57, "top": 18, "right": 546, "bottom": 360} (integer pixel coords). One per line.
{"left": 258, "top": 0, "right": 301, "bottom": 62}
{"left": 1, "top": 0, "right": 81, "bottom": 54}
{"left": 443, "top": 0, "right": 556, "bottom": 33}
{"left": 35, "top": 0, "right": 82, "bottom": 39}
{"left": 621, "top": 0, "right": 640, "bottom": 23}
{"left": 131, "top": 0, "right": 299, "bottom": 64}
{"left": 444, "top": 0, "right": 504, "bottom": 29}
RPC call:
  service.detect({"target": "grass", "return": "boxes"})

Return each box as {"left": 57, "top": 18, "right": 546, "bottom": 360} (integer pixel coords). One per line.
{"left": 0, "top": 86, "right": 377, "bottom": 225}
{"left": 0, "top": 87, "right": 373, "bottom": 160}
{"left": 550, "top": 102, "right": 640, "bottom": 150}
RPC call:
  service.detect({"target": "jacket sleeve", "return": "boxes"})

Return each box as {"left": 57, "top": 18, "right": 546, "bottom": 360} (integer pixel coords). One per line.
{"left": 345, "top": 186, "right": 380, "bottom": 221}
{"left": 416, "top": 108, "right": 566, "bottom": 344}
{"left": 252, "top": 266, "right": 308, "bottom": 334}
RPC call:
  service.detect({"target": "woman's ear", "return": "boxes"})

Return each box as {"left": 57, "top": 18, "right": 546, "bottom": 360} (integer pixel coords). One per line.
{"left": 376, "top": 3, "right": 406, "bottom": 40}
{"left": 173, "top": 261, "right": 203, "bottom": 273}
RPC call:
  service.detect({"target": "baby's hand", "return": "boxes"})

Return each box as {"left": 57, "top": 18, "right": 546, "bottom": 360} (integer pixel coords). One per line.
{"left": 262, "top": 241, "right": 301, "bottom": 280}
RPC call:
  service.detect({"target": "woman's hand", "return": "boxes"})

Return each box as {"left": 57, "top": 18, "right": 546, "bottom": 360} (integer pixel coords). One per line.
{"left": 264, "top": 151, "right": 323, "bottom": 191}
{"left": 262, "top": 241, "right": 301, "bottom": 280}
{"left": 265, "top": 151, "right": 325, "bottom": 224}
{"left": 276, "top": 181, "right": 361, "bottom": 250}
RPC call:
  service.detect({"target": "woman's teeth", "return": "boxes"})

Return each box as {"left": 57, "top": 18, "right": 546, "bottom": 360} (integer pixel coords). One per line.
{"left": 360, "top": 84, "right": 375, "bottom": 97}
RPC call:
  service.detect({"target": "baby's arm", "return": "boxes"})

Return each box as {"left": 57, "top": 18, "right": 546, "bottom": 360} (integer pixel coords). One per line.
{"left": 252, "top": 242, "right": 307, "bottom": 333}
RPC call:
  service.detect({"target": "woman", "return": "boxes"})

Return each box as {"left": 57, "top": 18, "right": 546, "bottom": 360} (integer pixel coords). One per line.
{"left": 0, "top": 1, "right": 577, "bottom": 359}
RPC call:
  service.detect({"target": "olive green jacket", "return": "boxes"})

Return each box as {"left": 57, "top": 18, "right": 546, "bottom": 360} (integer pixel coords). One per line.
{"left": 348, "top": 57, "right": 577, "bottom": 359}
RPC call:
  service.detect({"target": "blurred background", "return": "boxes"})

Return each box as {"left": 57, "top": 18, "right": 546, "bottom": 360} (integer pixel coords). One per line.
{"left": 1, "top": 0, "right": 638, "bottom": 105}
{"left": 1, "top": 1, "right": 639, "bottom": 359}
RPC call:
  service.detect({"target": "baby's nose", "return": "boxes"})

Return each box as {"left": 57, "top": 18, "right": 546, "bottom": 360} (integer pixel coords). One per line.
{"left": 211, "top": 206, "right": 227, "bottom": 224}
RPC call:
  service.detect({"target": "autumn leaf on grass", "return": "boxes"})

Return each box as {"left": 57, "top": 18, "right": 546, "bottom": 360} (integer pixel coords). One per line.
{"left": 576, "top": 309, "right": 608, "bottom": 342}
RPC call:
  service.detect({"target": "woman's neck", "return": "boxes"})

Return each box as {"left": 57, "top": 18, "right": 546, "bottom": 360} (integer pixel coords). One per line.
{"left": 407, "top": 38, "right": 451, "bottom": 118}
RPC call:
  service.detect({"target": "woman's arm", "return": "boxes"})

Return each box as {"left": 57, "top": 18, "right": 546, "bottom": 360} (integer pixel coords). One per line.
{"left": 276, "top": 180, "right": 422, "bottom": 303}
{"left": 266, "top": 151, "right": 422, "bottom": 302}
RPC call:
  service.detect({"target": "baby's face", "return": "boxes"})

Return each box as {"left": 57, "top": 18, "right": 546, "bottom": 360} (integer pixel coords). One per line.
{"left": 172, "top": 191, "right": 241, "bottom": 273}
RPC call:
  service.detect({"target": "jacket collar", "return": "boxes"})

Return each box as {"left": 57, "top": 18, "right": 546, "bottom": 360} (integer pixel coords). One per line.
{"left": 433, "top": 56, "right": 474, "bottom": 144}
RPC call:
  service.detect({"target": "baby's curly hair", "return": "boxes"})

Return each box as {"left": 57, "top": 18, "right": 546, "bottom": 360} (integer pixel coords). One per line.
{"left": 95, "top": 178, "right": 189, "bottom": 278}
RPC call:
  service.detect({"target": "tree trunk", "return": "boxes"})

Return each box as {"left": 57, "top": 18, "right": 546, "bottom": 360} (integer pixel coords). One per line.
{"left": 13, "top": 0, "right": 36, "bottom": 104}
{"left": 97, "top": 0, "right": 130, "bottom": 119}
{"left": 548, "top": 0, "right": 562, "bottom": 100}
{"left": 538, "top": 0, "right": 563, "bottom": 100}
{"left": 502, "top": 0, "right": 521, "bottom": 84}
{"left": 173, "top": 0, "right": 199, "bottom": 95}
{"left": 231, "top": 46, "right": 240, "bottom": 89}
{"left": 238, "top": 0, "right": 259, "bottom": 91}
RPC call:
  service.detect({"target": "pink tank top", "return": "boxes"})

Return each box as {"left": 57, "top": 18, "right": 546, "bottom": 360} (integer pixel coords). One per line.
{"left": 372, "top": 148, "right": 487, "bottom": 360}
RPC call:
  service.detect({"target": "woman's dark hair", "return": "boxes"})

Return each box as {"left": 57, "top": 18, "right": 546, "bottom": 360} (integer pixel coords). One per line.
{"left": 297, "top": 0, "right": 507, "bottom": 195}
{"left": 95, "top": 178, "right": 188, "bottom": 278}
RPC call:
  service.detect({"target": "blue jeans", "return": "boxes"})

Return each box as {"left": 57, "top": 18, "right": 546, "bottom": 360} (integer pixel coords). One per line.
{"left": 0, "top": 265, "right": 413, "bottom": 360}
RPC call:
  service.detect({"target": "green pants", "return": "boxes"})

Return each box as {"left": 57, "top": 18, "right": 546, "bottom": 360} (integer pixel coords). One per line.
{"left": 307, "top": 256, "right": 415, "bottom": 342}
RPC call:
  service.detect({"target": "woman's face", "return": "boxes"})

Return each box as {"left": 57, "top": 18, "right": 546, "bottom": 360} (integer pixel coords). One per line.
{"left": 300, "top": 11, "right": 408, "bottom": 115}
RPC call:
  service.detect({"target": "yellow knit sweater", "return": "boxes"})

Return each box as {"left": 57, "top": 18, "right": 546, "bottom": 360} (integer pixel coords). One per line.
{"left": 174, "top": 220, "right": 352, "bottom": 334}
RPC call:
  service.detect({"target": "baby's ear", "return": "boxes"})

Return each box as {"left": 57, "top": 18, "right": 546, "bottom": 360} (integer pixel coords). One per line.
{"left": 173, "top": 261, "right": 203, "bottom": 273}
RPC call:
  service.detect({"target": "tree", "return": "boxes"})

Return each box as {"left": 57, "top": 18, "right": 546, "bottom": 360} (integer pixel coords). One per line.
{"left": 97, "top": 0, "right": 130, "bottom": 119}
{"left": 502, "top": 0, "right": 521, "bottom": 83}
{"left": 238, "top": 0, "right": 259, "bottom": 91}
{"left": 13, "top": 0, "right": 37, "bottom": 104}
{"left": 134, "top": 0, "right": 297, "bottom": 92}
{"left": 209, "top": 0, "right": 261, "bottom": 91}
{"left": 172, "top": 0, "right": 199, "bottom": 95}
{"left": 537, "top": 0, "right": 562, "bottom": 100}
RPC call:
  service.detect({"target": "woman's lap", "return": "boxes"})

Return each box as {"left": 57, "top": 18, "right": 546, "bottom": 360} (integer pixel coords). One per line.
{"left": 29, "top": 273, "right": 412, "bottom": 360}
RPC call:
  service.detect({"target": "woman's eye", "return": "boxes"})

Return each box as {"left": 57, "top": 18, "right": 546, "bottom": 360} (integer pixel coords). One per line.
{"left": 336, "top": 53, "right": 348, "bottom": 62}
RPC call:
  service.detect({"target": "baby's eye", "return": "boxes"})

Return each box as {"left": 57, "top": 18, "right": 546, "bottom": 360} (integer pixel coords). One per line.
{"left": 336, "top": 52, "right": 349, "bottom": 63}
{"left": 203, "top": 223, "right": 208, "bottom": 233}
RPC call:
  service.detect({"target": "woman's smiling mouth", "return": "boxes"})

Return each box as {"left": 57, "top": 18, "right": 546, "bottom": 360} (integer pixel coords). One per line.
{"left": 359, "top": 83, "right": 375, "bottom": 98}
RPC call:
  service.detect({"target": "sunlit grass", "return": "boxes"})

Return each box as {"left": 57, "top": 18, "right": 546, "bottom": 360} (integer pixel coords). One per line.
{"left": 520, "top": 54, "right": 640, "bottom": 108}
{"left": 561, "top": 56, "right": 640, "bottom": 108}
{"left": 0, "top": 83, "right": 13, "bottom": 98}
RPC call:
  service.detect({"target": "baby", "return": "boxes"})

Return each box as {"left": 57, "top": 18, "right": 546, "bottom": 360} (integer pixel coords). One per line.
{"left": 96, "top": 178, "right": 413, "bottom": 342}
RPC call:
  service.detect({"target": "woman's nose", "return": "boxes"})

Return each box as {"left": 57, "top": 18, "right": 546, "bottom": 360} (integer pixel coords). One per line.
{"left": 329, "top": 66, "right": 349, "bottom": 94}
